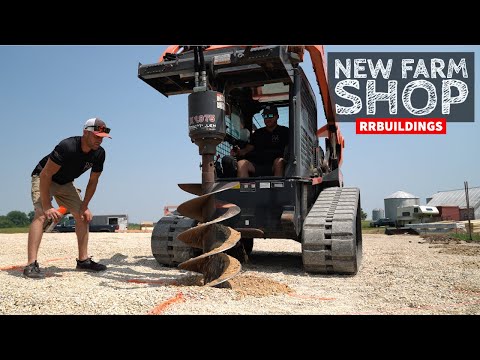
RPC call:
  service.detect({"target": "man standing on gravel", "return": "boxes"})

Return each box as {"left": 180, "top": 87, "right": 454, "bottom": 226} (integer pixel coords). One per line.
{"left": 24, "top": 118, "right": 112, "bottom": 279}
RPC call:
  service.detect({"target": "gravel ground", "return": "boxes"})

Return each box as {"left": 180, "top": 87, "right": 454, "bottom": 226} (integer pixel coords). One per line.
{"left": 1, "top": 232, "right": 479, "bottom": 315}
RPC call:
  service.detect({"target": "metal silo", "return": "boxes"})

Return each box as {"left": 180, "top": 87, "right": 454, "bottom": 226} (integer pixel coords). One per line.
{"left": 384, "top": 191, "right": 420, "bottom": 221}
{"left": 372, "top": 208, "right": 385, "bottom": 221}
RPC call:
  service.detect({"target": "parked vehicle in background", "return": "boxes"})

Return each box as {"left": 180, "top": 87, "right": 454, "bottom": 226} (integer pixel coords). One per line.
{"left": 370, "top": 218, "right": 396, "bottom": 227}
{"left": 396, "top": 205, "right": 439, "bottom": 227}
{"left": 90, "top": 214, "right": 128, "bottom": 230}
{"left": 53, "top": 215, "right": 119, "bottom": 233}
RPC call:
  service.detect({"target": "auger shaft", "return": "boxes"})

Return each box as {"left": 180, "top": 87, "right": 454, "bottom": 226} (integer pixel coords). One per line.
{"left": 201, "top": 154, "right": 217, "bottom": 253}
{"left": 175, "top": 88, "right": 242, "bottom": 286}
{"left": 201, "top": 155, "right": 215, "bottom": 217}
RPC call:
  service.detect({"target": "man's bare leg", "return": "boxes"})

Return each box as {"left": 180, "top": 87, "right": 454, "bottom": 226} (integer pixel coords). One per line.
{"left": 27, "top": 209, "right": 47, "bottom": 264}
{"left": 73, "top": 213, "right": 89, "bottom": 261}
{"left": 272, "top": 158, "right": 285, "bottom": 176}
{"left": 237, "top": 159, "right": 255, "bottom": 177}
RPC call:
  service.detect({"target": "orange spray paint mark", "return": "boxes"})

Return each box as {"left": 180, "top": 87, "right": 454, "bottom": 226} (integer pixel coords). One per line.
{"left": 147, "top": 292, "right": 185, "bottom": 315}
{"left": 127, "top": 279, "right": 179, "bottom": 286}
{"left": 0, "top": 264, "right": 25, "bottom": 271}
{"left": 454, "top": 289, "right": 480, "bottom": 296}
{"left": 44, "top": 257, "right": 70, "bottom": 263}
{"left": 0, "top": 257, "right": 71, "bottom": 272}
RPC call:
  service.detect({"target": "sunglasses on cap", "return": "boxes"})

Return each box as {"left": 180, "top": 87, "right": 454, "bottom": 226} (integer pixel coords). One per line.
{"left": 85, "top": 125, "right": 111, "bottom": 134}
{"left": 262, "top": 113, "right": 276, "bottom": 119}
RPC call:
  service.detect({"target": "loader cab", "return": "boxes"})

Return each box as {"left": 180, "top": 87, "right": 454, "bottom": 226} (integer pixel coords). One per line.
{"left": 217, "top": 65, "right": 322, "bottom": 181}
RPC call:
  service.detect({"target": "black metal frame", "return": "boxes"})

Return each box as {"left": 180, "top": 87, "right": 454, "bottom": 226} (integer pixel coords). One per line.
{"left": 138, "top": 46, "right": 298, "bottom": 97}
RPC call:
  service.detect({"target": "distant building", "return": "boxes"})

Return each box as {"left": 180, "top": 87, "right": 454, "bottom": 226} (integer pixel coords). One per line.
{"left": 372, "top": 208, "right": 384, "bottom": 221}
{"left": 384, "top": 191, "right": 419, "bottom": 222}
{"left": 436, "top": 206, "right": 460, "bottom": 221}
{"left": 427, "top": 186, "right": 480, "bottom": 220}
{"left": 459, "top": 207, "right": 475, "bottom": 221}
{"left": 140, "top": 221, "right": 154, "bottom": 232}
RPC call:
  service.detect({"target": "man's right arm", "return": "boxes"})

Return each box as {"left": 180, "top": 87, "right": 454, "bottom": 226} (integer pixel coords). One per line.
{"left": 236, "top": 143, "right": 254, "bottom": 157}
{"left": 39, "top": 159, "right": 62, "bottom": 221}
{"left": 233, "top": 130, "right": 256, "bottom": 158}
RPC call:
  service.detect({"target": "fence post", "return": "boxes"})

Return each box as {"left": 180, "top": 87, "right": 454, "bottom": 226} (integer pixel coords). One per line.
{"left": 464, "top": 181, "right": 472, "bottom": 241}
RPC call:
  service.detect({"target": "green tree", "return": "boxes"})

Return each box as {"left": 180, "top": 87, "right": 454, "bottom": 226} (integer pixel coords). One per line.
{"left": 28, "top": 211, "right": 35, "bottom": 223}
{"left": 361, "top": 208, "right": 367, "bottom": 220}
{"left": 0, "top": 216, "right": 15, "bottom": 228}
{"left": 6, "top": 211, "right": 29, "bottom": 227}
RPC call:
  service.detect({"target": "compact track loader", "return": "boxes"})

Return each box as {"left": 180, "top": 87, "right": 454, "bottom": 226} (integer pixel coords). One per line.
{"left": 138, "top": 45, "right": 362, "bottom": 286}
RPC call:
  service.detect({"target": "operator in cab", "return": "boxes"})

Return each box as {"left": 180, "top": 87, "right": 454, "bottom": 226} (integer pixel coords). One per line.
{"left": 232, "top": 105, "right": 289, "bottom": 177}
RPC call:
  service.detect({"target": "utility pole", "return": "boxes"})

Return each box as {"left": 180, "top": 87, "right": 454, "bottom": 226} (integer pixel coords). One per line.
{"left": 464, "top": 181, "right": 472, "bottom": 241}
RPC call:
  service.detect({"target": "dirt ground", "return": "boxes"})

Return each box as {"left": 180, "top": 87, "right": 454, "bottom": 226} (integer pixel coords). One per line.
{"left": 1, "top": 232, "right": 479, "bottom": 315}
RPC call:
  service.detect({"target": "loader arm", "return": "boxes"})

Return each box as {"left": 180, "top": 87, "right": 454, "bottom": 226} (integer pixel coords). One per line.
{"left": 304, "top": 45, "right": 344, "bottom": 169}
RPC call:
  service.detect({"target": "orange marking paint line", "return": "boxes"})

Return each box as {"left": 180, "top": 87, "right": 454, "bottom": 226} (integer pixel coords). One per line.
{"left": 0, "top": 264, "right": 25, "bottom": 271}
{"left": 44, "top": 257, "right": 70, "bottom": 263}
{"left": 147, "top": 292, "right": 185, "bottom": 315}
{"left": 127, "top": 279, "right": 178, "bottom": 286}
{"left": 0, "top": 257, "right": 71, "bottom": 271}
{"left": 288, "top": 293, "right": 336, "bottom": 301}
{"left": 454, "top": 289, "right": 480, "bottom": 296}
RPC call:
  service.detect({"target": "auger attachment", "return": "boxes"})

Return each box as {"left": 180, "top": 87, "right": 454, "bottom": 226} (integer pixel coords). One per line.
{"left": 176, "top": 89, "right": 242, "bottom": 287}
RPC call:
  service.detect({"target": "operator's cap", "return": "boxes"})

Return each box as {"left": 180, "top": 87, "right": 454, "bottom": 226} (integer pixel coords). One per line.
{"left": 262, "top": 104, "right": 278, "bottom": 116}
{"left": 84, "top": 118, "right": 112, "bottom": 138}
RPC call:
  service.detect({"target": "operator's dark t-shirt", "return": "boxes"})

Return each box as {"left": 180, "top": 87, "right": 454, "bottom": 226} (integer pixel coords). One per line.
{"left": 249, "top": 125, "right": 289, "bottom": 164}
{"left": 31, "top": 136, "right": 105, "bottom": 185}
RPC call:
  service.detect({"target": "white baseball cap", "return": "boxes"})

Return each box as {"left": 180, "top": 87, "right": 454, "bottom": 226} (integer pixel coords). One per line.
{"left": 84, "top": 118, "right": 112, "bottom": 138}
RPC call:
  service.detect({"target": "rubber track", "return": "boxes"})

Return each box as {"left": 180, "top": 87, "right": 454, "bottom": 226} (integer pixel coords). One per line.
{"left": 302, "top": 187, "right": 362, "bottom": 274}
{"left": 151, "top": 215, "right": 199, "bottom": 266}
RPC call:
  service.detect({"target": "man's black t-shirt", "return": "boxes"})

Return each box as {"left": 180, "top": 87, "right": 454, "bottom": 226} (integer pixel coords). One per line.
{"left": 31, "top": 136, "right": 105, "bottom": 185}
{"left": 249, "top": 125, "right": 289, "bottom": 164}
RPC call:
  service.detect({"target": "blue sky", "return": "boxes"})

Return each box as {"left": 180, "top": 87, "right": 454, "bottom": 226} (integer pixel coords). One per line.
{"left": 0, "top": 45, "right": 478, "bottom": 223}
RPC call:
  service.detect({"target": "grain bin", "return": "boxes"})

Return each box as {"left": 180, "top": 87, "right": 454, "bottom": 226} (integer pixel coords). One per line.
{"left": 372, "top": 208, "right": 385, "bottom": 221}
{"left": 384, "top": 191, "right": 419, "bottom": 221}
